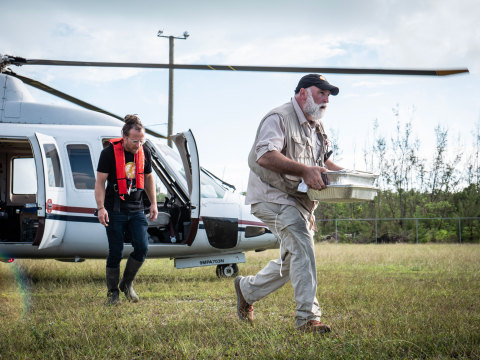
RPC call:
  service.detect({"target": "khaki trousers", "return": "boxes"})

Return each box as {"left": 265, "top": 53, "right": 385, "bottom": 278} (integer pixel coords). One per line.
{"left": 239, "top": 202, "right": 322, "bottom": 327}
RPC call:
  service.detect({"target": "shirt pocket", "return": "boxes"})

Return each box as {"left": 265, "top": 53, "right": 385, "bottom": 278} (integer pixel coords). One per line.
{"left": 291, "top": 135, "right": 312, "bottom": 163}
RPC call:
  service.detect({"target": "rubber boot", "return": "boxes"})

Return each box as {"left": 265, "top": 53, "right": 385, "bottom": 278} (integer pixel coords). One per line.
{"left": 106, "top": 267, "right": 120, "bottom": 305}
{"left": 119, "top": 256, "right": 143, "bottom": 302}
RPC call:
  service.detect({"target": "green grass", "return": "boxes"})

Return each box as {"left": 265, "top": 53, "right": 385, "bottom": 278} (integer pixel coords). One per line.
{"left": 1, "top": 244, "right": 479, "bottom": 359}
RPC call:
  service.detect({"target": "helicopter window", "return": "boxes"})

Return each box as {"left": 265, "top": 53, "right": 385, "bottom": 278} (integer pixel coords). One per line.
{"left": 66, "top": 144, "right": 95, "bottom": 190}
{"left": 43, "top": 144, "right": 64, "bottom": 188}
{"left": 153, "top": 141, "right": 226, "bottom": 199}
{"left": 200, "top": 171, "right": 226, "bottom": 199}
{"left": 12, "top": 158, "right": 37, "bottom": 194}
{"left": 154, "top": 142, "right": 188, "bottom": 190}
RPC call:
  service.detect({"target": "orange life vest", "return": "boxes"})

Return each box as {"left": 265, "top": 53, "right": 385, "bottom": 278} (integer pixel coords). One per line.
{"left": 109, "top": 138, "right": 144, "bottom": 198}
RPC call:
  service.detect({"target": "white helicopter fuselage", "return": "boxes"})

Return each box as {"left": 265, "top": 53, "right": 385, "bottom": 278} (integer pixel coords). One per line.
{"left": 0, "top": 73, "right": 277, "bottom": 276}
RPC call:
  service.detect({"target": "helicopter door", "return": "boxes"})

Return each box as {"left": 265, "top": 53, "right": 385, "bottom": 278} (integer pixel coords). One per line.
{"left": 34, "top": 133, "right": 67, "bottom": 249}
{"left": 171, "top": 130, "right": 201, "bottom": 244}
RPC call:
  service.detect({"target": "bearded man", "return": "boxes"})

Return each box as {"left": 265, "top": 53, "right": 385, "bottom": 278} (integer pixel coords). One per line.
{"left": 234, "top": 74, "right": 343, "bottom": 333}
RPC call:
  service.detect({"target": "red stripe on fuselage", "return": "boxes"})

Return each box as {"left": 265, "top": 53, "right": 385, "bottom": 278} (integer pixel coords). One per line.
{"left": 49, "top": 208, "right": 268, "bottom": 227}
{"left": 51, "top": 204, "right": 95, "bottom": 214}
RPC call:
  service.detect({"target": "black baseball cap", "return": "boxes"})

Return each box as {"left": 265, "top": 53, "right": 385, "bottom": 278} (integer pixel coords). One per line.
{"left": 294, "top": 74, "right": 339, "bottom": 96}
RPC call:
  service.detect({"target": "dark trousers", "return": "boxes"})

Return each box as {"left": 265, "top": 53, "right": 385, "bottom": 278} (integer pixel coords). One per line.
{"left": 105, "top": 210, "right": 149, "bottom": 268}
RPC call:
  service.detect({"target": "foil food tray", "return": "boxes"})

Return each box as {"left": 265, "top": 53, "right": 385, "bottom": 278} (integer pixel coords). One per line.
{"left": 324, "top": 170, "right": 378, "bottom": 186}
{"left": 307, "top": 185, "right": 378, "bottom": 203}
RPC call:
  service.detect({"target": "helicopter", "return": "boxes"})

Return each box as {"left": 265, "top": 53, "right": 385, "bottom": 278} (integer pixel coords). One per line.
{"left": 0, "top": 54, "right": 468, "bottom": 277}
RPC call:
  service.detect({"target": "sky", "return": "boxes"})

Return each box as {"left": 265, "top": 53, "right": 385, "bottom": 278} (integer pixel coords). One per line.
{"left": 1, "top": 0, "right": 479, "bottom": 192}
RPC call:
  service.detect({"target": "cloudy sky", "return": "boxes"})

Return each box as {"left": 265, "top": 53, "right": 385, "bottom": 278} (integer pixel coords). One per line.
{"left": 2, "top": 0, "right": 479, "bottom": 191}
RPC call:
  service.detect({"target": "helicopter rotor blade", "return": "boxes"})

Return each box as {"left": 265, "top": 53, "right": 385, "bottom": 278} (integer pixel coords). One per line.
{"left": 3, "top": 70, "right": 168, "bottom": 139}
{"left": 8, "top": 56, "right": 469, "bottom": 76}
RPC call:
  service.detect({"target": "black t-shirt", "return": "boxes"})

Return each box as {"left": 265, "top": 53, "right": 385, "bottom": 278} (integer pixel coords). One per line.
{"left": 97, "top": 144, "right": 152, "bottom": 212}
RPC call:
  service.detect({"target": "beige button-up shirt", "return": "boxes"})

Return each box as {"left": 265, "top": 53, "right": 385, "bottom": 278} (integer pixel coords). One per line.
{"left": 245, "top": 97, "right": 324, "bottom": 212}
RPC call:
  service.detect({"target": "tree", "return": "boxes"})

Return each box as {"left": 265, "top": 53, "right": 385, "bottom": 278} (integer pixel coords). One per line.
{"left": 428, "top": 126, "right": 462, "bottom": 202}
{"left": 378, "top": 106, "right": 423, "bottom": 221}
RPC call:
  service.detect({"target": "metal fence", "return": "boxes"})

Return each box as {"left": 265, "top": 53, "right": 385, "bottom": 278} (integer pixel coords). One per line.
{"left": 316, "top": 217, "right": 480, "bottom": 243}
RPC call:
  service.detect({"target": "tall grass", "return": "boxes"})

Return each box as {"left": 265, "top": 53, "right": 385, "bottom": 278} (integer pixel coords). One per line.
{"left": 1, "top": 244, "right": 479, "bottom": 359}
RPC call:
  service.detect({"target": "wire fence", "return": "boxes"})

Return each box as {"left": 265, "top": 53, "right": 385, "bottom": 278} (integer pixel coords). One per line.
{"left": 316, "top": 217, "right": 480, "bottom": 244}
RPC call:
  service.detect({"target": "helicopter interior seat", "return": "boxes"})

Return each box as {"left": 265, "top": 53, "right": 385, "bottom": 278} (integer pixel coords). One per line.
{"left": 145, "top": 206, "right": 189, "bottom": 244}
{"left": 147, "top": 211, "right": 170, "bottom": 227}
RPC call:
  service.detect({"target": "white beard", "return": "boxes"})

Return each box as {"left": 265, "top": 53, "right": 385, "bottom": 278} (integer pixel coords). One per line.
{"left": 304, "top": 88, "right": 326, "bottom": 120}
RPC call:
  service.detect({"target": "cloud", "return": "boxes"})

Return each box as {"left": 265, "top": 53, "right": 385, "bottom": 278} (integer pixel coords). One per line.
{"left": 4, "top": 0, "right": 477, "bottom": 74}
{"left": 178, "top": 35, "right": 346, "bottom": 66}
{"left": 362, "top": 0, "right": 480, "bottom": 72}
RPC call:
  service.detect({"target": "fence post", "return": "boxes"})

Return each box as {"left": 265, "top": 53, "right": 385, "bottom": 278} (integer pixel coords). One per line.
{"left": 416, "top": 219, "right": 418, "bottom": 244}
{"left": 458, "top": 218, "right": 462, "bottom": 244}
{"left": 335, "top": 219, "right": 338, "bottom": 243}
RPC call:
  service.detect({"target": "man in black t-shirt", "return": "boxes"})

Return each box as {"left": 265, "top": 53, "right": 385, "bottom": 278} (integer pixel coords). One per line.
{"left": 97, "top": 143, "right": 153, "bottom": 212}
{"left": 95, "top": 114, "right": 158, "bottom": 305}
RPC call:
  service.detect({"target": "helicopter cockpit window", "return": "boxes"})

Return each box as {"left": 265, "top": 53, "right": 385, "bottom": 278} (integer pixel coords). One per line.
{"left": 153, "top": 141, "right": 226, "bottom": 199}
{"left": 154, "top": 141, "right": 188, "bottom": 190}
{"left": 200, "top": 171, "right": 226, "bottom": 199}
{"left": 12, "top": 158, "right": 37, "bottom": 194}
{"left": 66, "top": 144, "right": 96, "bottom": 190}
{"left": 43, "top": 144, "right": 64, "bottom": 188}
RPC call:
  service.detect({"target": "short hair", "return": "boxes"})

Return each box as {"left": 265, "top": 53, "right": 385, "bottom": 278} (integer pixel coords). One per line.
{"left": 122, "top": 114, "right": 144, "bottom": 136}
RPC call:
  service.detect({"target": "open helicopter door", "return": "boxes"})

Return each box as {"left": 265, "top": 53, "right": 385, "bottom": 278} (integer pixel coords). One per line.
{"left": 171, "top": 130, "right": 201, "bottom": 245}
{"left": 33, "top": 133, "right": 67, "bottom": 249}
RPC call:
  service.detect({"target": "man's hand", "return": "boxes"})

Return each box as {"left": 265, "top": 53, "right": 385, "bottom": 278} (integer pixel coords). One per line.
{"left": 303, "top": 166, "right": 328, "bottom": 190}
{"left": 148, "top": 203, "right": 158, "bottom": 221}
{"left": 97, "top": 208, "right": 109, "bottom": 227}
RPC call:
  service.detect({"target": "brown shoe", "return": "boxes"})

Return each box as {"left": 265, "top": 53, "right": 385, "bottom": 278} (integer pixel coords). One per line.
{"left": 234, "top": 276, "right": 254, "bottom": 324}
{"left": 298, "top": 320, "right": 331, "bottom": 334}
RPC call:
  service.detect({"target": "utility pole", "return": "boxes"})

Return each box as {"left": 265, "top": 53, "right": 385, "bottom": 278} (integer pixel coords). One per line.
{"left": 157, "top": 30, "right": 189, "bottom": 147}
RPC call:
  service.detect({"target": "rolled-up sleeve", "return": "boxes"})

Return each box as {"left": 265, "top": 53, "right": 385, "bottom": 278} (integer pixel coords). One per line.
{"left": 254, "top": 114, "right": 286, "bottom": 161}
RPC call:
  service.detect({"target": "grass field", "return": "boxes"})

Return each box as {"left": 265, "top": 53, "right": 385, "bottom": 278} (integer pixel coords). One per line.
{"left": 1, "top": 244, "right": 479, "bottom": 359}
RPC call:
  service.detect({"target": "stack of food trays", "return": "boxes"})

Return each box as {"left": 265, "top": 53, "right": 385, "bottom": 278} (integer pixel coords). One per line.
{"left": 306, "top": 170, "right": 379, "bottom": 203}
